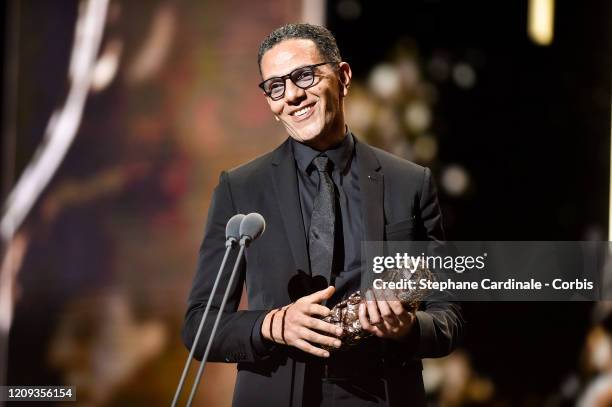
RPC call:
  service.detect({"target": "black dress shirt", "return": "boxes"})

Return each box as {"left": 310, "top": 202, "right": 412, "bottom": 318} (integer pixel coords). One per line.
{"left": 291, "top": 132, "right": 363, "bottom": 305}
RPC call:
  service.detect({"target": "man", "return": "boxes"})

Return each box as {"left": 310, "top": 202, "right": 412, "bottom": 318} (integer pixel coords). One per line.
{"left": 183, "top": 23, "right": 463, "bottom": 406}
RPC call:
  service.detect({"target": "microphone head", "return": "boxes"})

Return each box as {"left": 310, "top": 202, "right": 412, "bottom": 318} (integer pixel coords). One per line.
{"left": 239, "top": 213, "right": 265, "bottom": 242}
{"left": 226, "top": 214, "right": 245, "bottom": 241}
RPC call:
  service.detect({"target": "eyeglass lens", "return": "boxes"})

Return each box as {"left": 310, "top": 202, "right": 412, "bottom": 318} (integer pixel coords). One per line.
{"left": 267, "top": 66, "right": 316, "bottom": 100}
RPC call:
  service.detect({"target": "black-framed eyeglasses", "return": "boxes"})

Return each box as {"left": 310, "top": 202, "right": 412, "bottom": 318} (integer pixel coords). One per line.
{"left": 259, "top": 62, "right": 337, "bottom": 101}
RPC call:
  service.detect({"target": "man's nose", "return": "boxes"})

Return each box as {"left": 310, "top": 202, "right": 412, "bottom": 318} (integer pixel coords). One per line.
{"left": 283, "top": 80, "right": 306, "bottom": 104}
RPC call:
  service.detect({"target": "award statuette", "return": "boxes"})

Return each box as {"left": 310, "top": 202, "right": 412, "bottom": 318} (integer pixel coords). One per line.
{"left": 320, "top": 264, "right": 433, "bottom": 352}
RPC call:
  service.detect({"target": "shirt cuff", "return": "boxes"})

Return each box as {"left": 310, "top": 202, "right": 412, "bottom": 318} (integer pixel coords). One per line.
{"left": 250, "top": 310, "right": 277, "bottom": 358}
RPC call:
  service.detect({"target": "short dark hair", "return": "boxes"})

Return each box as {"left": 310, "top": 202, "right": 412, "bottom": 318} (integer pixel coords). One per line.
{"left": 257, "top": 23, "right": 342, "bottom": 75}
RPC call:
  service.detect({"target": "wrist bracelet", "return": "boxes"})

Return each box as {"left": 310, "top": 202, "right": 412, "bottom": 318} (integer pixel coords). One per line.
{"left": 269, "top": 308, "right": 280, "bottom": 343}
{"left": 281, "top": 308, "right": 288, "bottom": 344}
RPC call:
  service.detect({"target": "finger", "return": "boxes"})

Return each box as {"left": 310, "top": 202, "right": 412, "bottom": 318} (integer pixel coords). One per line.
{"left": 370, "top": 325, "right": 385, "bottom": 338}
{"left": 304, "top": 303, "right": 332, "bottom": 318}
{"left": 303, "top": 286, "right": 335, "bottom": 303}
{"left": 374, "top": 293, "right": 398, "bottom": 325}
{"left": 294, "top": 339, "right": 330, "bottom": 358}
{"left": 300, "top": 327, "right": 342, "bottom": 348}
{"left": 359, "top": 302, "right": 373, "bottom": 332}
{"left": 388, "top": 302, "right": 404, "bottom": 317}
{"left": 304, "top": 317, "right": 343, "bottom": 337}
{"left": 365, "top": 290, "right": 381, "bottom": 325}
{"left": 382, "top": 289, "right": 403, "bottom": 316}
{"left": 382, "top": 319, "right": 400, "bottom": 334}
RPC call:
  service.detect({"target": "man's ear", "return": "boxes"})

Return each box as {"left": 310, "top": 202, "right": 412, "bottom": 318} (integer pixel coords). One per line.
{"left": 338, "top": 62, "right": 352, "bottom": 97}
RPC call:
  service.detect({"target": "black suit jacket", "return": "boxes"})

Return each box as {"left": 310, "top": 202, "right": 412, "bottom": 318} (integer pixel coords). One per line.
{"left": 182, "top": 136, "right": 464, "bottom": 406}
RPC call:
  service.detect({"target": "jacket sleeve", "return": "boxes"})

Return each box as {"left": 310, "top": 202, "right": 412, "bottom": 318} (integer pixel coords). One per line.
{"left": 181, "top": 171, "right": 270, "bottom": 363}
{"left": 411, "top": 167, "right": 464, "bottom": 358}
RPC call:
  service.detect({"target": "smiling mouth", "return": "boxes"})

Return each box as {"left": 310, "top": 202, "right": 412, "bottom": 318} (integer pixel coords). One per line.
{"left": 290, "top": 102, "right": 316, "bottom": 121}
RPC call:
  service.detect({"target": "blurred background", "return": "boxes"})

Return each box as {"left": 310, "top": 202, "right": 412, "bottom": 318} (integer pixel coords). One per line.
{"left": 0, "top": 0, "right": 610, "bottom": 405}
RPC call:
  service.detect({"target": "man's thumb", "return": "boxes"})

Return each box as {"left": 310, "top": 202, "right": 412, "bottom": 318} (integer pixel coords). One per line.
{"left": 313, "top": 285, "right": 335, "bottom": 301}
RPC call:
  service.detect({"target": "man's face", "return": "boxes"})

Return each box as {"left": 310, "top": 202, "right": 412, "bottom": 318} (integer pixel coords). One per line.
{"left": 260, "top": 39, "right": 351, "bottom": 150}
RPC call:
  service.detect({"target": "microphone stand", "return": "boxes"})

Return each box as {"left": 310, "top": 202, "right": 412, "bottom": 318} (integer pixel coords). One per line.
{"left": 170, "top": 236, "right": 237, "bottom": 407}
{"left": 185, "top": 236, "right": 250, "bottom": 407}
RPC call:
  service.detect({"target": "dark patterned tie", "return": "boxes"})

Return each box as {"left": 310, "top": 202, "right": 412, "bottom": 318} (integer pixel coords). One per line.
{"left": 309, "top": 155, "right": 336, "bottom": 285}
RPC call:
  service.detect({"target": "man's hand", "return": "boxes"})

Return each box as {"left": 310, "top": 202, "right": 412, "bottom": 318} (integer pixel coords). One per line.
{"left": 359, "top": 289, "right": 416, "bottom": 341}
{"left": 261, "top": 286, "right": 343, "bottom": 358}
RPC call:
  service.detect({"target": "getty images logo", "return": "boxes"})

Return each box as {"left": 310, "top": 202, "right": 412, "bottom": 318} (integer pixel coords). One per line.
{"left": 372, "top": 252, "right": 488, "bottom": 274}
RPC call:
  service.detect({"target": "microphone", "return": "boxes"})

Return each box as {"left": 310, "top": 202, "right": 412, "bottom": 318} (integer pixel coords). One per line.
{"left": 226, "top": 213, "right": 245, "bottom": 246}
{"left": 185, "top": 213, "right": 265, "bottom": 406}
{"left": 239, "top": 212, "right": 265, "bottom": 246}
{"left": 171, "top": 214, "right": 245, "bottom": 407}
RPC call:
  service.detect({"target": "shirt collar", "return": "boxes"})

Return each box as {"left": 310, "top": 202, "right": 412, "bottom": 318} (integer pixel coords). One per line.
{"left": 292, "top": 129, "right": 354, "bottom": 174}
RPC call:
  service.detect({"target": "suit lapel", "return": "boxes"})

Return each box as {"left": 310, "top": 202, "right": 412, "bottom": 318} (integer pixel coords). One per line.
{"left": 270, "top": 139, "right": 311, "bottom": 275}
